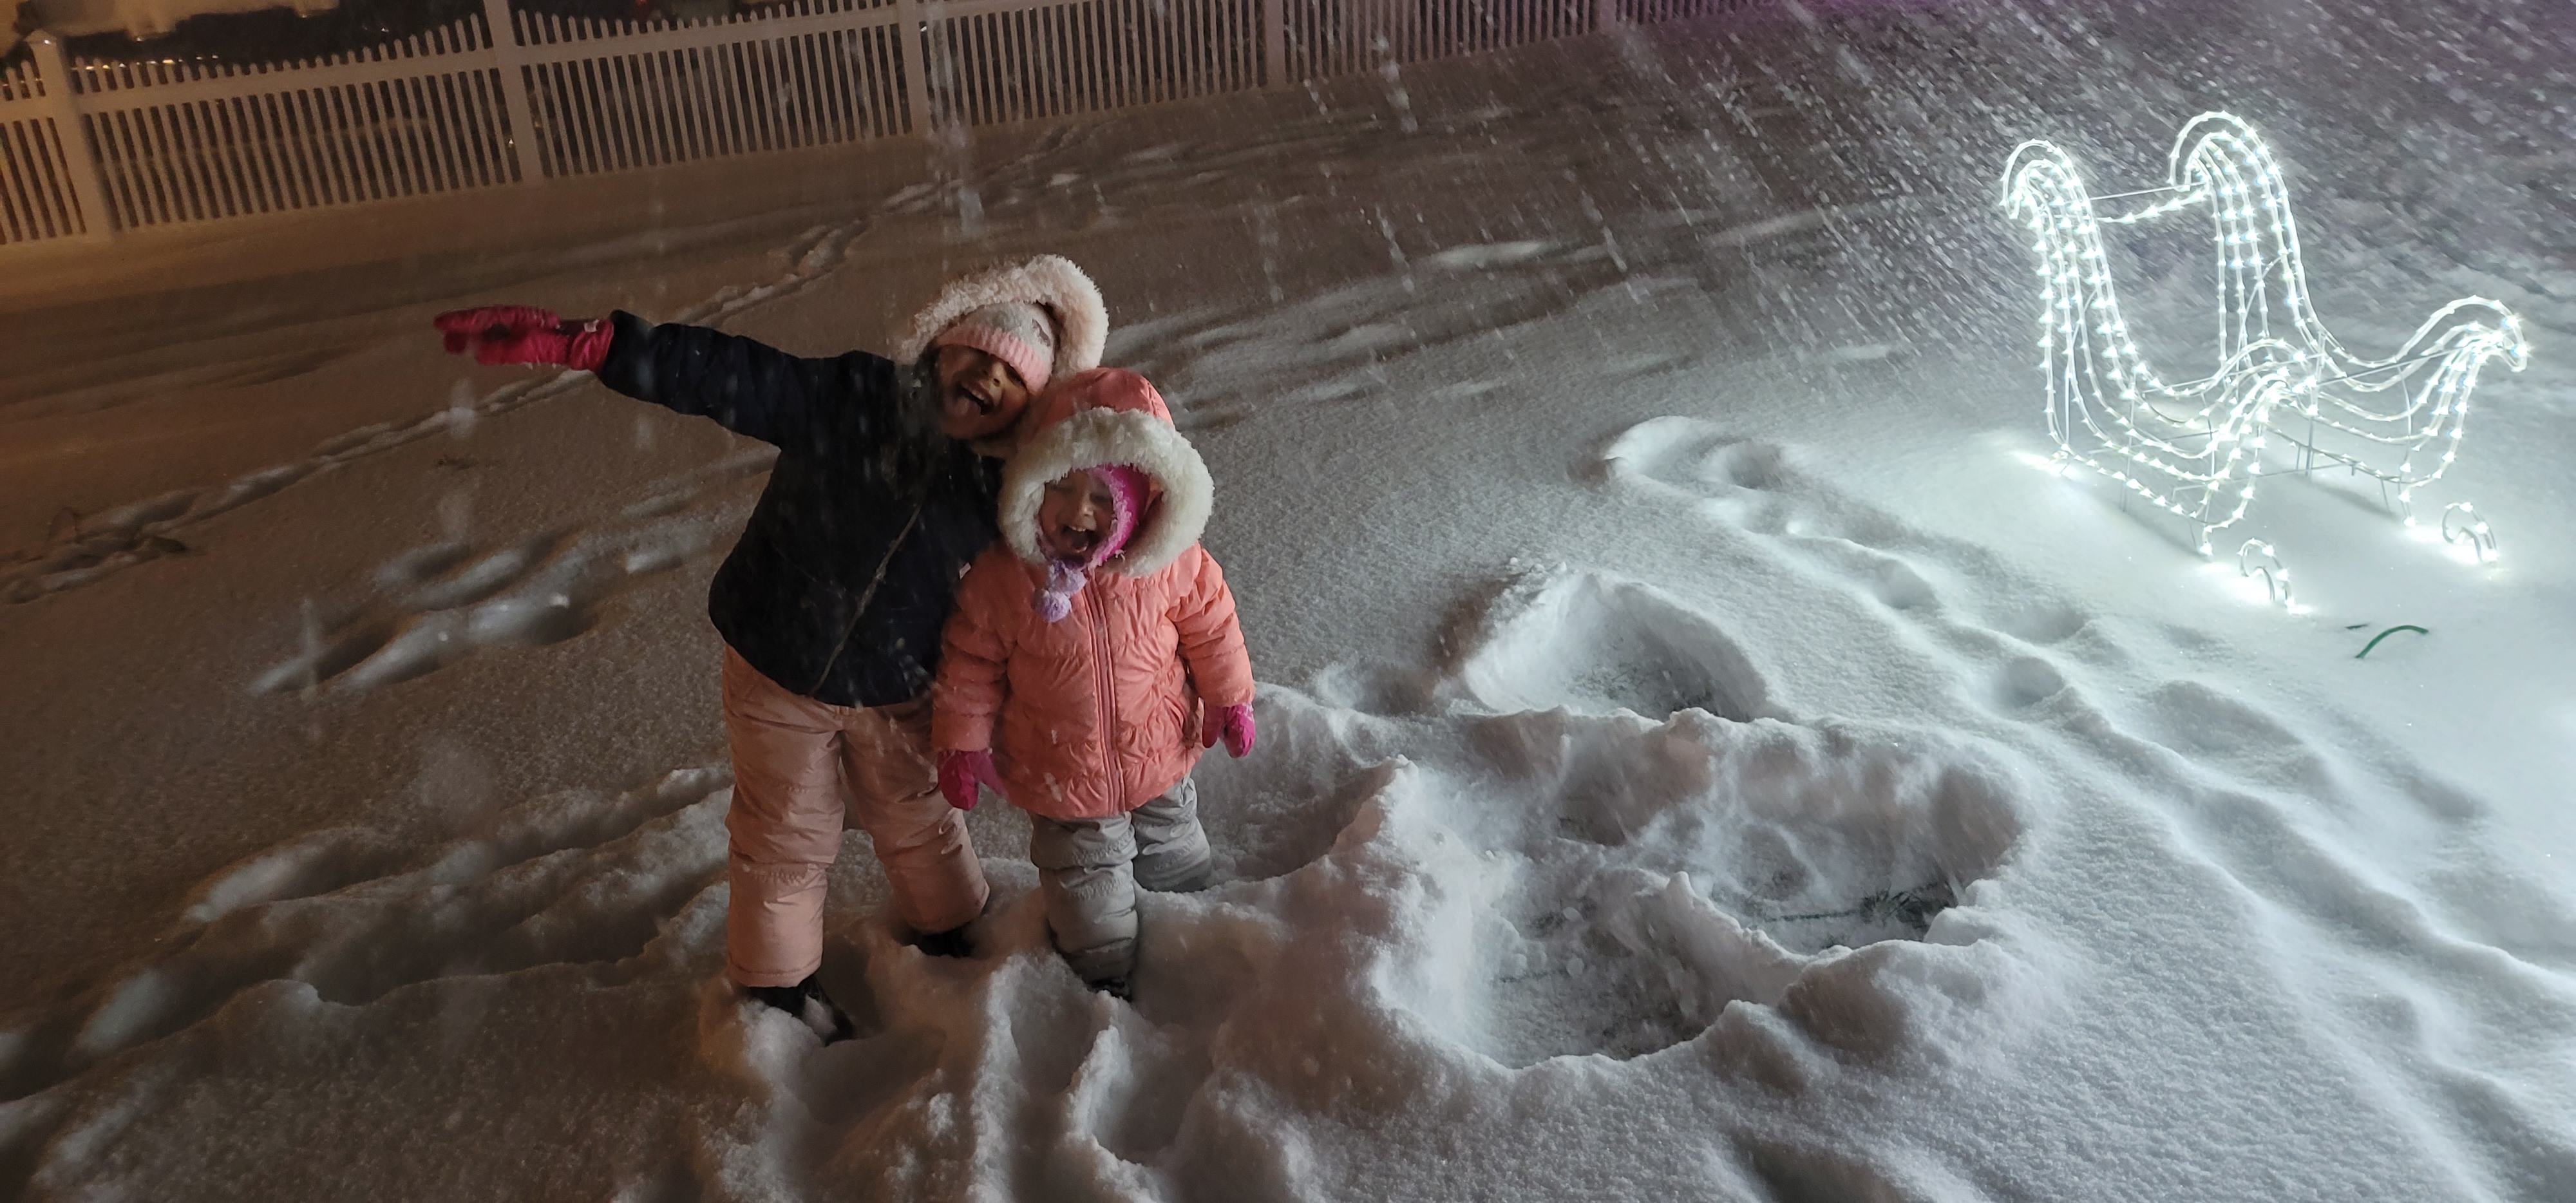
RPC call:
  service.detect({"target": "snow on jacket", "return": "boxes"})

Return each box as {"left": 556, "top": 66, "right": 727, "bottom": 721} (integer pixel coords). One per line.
{"left": 591, "top": 258, "right": 1107, "bottom": 708}
{"left": 931, "top": 369, "right": 1255, "bottom": 820}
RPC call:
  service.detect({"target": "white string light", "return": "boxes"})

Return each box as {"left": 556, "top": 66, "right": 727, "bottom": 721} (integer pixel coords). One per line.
{"left": 2237, "top": 538, "right": 2291, "bottom": 607}
{"left": 2440, "top": 500, "right": 2497, "bottom": 564}
{"left": 2001, "top": 112, "right": 2531, "bottom": 558}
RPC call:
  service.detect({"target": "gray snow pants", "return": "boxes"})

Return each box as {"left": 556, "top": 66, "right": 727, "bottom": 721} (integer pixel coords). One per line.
{"left": 1028, "top": 777, "right": 1215, "bottom": 987}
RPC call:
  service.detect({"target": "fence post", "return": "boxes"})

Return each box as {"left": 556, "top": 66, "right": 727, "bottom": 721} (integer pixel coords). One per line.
{"left": 1260, "top": 0, "right": 1285, "bottom": 88}
{"left": 25, "top": 32, "right": 115, "bottom": 239}
{"left": 479, "top": 0, "right": 548, "bottom": 182}
{"left": 1595, "top": 0, "right": 1620, "bottom": 32}
{"left": 896, "top": 0, "right": 934, "bottom": 136}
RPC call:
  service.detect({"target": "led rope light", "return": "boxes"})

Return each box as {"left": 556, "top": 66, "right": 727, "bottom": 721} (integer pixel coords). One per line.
{"left": 2001, "top": 113, "right": 2530, "bottom": 557}
{"left": 2238, "top": 539, "right": 2291, "bottom": 607}
{"left": 2441, "top": 501, "right": 2497, "bottom": 564}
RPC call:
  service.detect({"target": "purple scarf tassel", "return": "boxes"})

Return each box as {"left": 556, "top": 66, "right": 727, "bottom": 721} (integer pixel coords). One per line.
{"left": 1037, "top": 559, "right": 1088, "bottom": 623}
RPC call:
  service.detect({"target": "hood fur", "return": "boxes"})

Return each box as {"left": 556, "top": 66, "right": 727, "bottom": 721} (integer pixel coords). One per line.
{"left": 896, "top": 256, "right": 1108, "bottom": 379}
{"left": 1001, "top": 369, "right": 1212, "bottom": 576}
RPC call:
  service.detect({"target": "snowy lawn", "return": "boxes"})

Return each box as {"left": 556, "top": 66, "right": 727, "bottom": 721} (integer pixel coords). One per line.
{"left": 3, "top": 1, "right": 2572, "bottom": 1199}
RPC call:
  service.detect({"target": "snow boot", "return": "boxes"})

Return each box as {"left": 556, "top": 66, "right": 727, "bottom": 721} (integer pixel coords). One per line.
{"left": 744, "top": 973, "right": 856, "bottom": 1044}
{"left": 909, "top": 924, "right": 976, "bottom": 959}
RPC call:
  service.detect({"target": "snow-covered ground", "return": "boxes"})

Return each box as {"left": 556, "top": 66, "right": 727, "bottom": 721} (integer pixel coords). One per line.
{"left": 4, "top": 1, "right": 2573, "bottom": 1198}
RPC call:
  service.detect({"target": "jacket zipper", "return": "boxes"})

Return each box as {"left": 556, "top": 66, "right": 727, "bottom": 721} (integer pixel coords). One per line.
{"left": 1086, "top": 585, "right": 1121, "bottom": 810}
{"left": 807, "top": 491, "right": 928, "bottom": 697}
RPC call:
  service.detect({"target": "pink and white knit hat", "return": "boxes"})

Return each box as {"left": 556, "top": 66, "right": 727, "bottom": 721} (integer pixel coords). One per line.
{"left": 931, "top": 301, "right": 1060, "bottom": 390}
{"left": 1034, "top": 464, "right": 1150, "bottom": 623}
{"left": 896, "top": 255, "right": 1108, "bottom": 388}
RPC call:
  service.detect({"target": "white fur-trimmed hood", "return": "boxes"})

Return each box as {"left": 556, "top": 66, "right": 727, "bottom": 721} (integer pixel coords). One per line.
{"left": 1001, "top": 371, "right": 1211, "bottom": 576}
{"left": 895, "top": 255, "right": 1107, "bottom": 381}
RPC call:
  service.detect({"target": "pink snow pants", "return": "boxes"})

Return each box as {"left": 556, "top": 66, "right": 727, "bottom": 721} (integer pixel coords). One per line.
{"left": 720, "top": 645, "right": 989, "bottom": 987}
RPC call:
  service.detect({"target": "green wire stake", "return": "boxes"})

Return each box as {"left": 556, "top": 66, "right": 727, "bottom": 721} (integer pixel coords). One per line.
{"left": 2354, "top": 625, "right": 2429, "bottom": 659}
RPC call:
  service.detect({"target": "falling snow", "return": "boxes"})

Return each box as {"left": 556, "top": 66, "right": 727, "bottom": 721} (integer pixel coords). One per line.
{"left": 4, "top": 1, "right": 2573, "bottom": 1200}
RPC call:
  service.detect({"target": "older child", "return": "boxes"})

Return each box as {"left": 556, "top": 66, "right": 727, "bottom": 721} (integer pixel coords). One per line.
{"left": 435, "top": 256, "right": 1108, "bottom": 1041}
{"left": 930, "top": 368, "right": 1255, "bottom": 996}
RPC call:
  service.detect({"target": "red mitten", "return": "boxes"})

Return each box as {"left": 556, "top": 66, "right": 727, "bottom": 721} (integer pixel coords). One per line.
{"left": 1201, "top": 701, "right": 1255, "bottom": 759}
{"left": 433, "top": 305, "right": 612, "bottom": 372}
{"left": 938, "top": 750, "right": 1000, "bottom": 811}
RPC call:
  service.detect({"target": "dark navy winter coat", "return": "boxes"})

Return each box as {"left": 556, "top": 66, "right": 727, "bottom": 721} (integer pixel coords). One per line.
{"left": 595, "top": 312, "right": 1002, "bottom": 708}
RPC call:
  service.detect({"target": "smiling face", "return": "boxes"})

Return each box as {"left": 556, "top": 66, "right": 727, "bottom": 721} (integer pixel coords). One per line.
{"left": 933, "top": 345, "right": 1034, "bottom": 441}
{"left": 1037, "top": 468, "right": 1123, "bottom": 563}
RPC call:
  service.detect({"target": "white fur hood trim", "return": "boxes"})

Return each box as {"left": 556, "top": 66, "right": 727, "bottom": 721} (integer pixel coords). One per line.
{"left": 1001, "top": 408, "right": 1213, "bottom": 576}
{"left": 895, "top": 256, "right": 1108, "bottom": 379}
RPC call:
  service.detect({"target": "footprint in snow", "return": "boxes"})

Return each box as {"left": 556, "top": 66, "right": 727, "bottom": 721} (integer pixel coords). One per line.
{"left": 1598, "top": 414, "right": 2119, "bottom": 697}
{"left": 1596, "top": 417, "right": 2576, "bottom": 1122}
{"left": 1387, "top": 707, "right": 2026, "bottom": 1069}
{"left": 1448, "top": 566, "right": 1770, "bottom": 724}
{"left": 6, "top": 763, "right": 736, "bottom": 1105}
{"left": 252, "top": 455, "right": 766, "bottom": 695}
{"left": 5, "top": 211, "right": 866, "bottom": 609}
{"left": 1325, "top": 565, "right": 2034, "bottom": 1067}
{"left": 1991, "top": 656, "right": 2069, "bottom": 711}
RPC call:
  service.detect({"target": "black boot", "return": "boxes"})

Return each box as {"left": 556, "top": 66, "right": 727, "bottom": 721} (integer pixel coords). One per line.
{"left": 909, "top": 925, "right": 974, "bottom": 960}
{"left": 744, "top": 973, "right": 855, "bottom": 1044}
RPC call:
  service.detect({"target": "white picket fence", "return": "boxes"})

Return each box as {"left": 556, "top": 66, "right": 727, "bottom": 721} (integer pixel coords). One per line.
{"left": 0, "top": 0, "right": 1757, "bottom": 246}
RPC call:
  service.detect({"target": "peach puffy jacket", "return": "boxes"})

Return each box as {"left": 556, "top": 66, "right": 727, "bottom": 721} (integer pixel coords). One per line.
{"left": 931, "top": 370, "right": 1254, "bottom": 820}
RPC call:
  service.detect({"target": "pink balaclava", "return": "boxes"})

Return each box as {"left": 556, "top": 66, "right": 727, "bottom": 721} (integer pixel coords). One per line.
{"left": 1036, "top": 464, "right": 1150, "bottom": 623}
{"left": 931, "top": 301, "right": 1060, "bottom": 390}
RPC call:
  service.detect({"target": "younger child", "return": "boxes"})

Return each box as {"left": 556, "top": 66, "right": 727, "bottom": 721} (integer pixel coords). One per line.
{"left": 931, "top": 368, "right": 1255, "bottom": 995}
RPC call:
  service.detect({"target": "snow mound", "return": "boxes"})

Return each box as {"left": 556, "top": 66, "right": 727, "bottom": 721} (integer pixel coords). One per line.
{"left": 1188, "top": 558, "right": 2034, "bottom": 1074}
{"left": 1383, "top": 708, "right": 2027, "bottom": 1068}
{"left": 1452, "top": 567, "right": 1770, "bottom": 721}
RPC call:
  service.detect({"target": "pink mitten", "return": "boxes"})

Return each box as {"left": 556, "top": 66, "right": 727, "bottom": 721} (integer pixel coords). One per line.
{"left": 433, "top": 305, "right": 612, "bottom": 372}
{"left": 938, "top": 750, "right": 999, "bottom": 811}
{"left": 1201, "top": 701, "right": 1255, "bottom": 759}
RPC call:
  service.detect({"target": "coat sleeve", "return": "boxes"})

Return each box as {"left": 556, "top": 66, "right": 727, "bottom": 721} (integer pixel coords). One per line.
{"left": 1170, "top": 547, "right": 1255, "bottom": 708}
{"left": 933, "top": 556, "right": 1021, "bottom": 753}
{"left": 591, "top": 310, "right": 900, "bottom": 449}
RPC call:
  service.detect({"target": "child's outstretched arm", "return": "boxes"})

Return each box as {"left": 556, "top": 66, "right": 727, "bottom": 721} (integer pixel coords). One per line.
{"left": 1171, "top": 547, "right": 1256, "bottom": 757}
{"left": 434, "top": 305, "right": 902, "bottom": 451}
{"left": 931, "top": 557, "right": 1021, "bottom": 807}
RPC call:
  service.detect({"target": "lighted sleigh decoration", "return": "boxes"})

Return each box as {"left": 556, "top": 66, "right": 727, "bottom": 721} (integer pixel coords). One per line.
{"left": 2000, "top": 112, "right": 2529, "bottom": 592}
